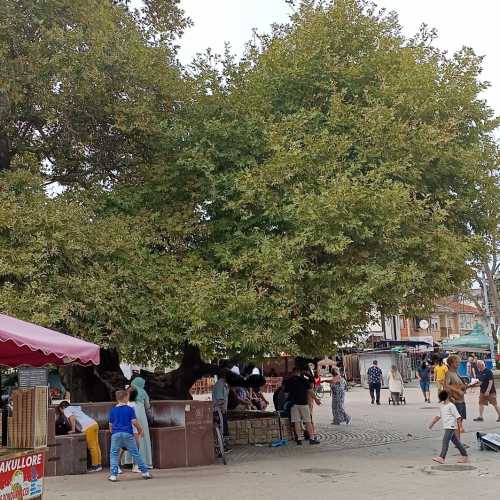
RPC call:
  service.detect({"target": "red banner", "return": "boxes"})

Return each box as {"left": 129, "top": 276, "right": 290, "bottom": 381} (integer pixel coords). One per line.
{"left": 0, "top": 450, "right": 44, "bottom": 500}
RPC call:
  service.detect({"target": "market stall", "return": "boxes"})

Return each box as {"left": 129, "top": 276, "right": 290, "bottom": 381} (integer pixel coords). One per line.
{"left": 441, "top": 322, "right": 494, "bottom": 354}
{"left": 0, "top": 313, "right": 100, "bottom": 499}
{"left": 441, "top": 322, "right": 495, "bottom": 379}
{"left": 358, "top": 350, "right": 411, "bottom": 388}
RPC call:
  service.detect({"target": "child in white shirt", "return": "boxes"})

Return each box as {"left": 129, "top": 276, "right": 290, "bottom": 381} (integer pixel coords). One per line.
{"left": 429, "top": 390, "right": 468, "bottom": 464}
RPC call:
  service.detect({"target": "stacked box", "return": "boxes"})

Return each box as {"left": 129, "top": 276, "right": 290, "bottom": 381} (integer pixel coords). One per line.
{"left": 279, "top": 418, "right": 293, "bottom": 440}
{"left": 34, "top": 386, "right": 48, "bottom": 448}
{"left": 7, "top": 416, "right": 14, "bottom": 448}
{"left": 7, "top": 386, "right": 48, "bottom": 449}
{"left": 228, "top": 417, "right": 287, "bottom": 445}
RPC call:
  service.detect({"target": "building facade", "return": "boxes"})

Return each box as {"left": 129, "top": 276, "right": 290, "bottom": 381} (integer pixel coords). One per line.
{"left": 399, "top": 298, "right": 484, "bottom": 343}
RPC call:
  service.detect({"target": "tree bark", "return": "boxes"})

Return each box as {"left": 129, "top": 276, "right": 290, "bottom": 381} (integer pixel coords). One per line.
{"left": 141, "top": 344, "right": 219, "bottom": 400}
{"left": 61, "top": 344, "right": 218, "bottom": 402}
{"left": 0, "top": 93, "right": 11, "bottom": 171}
{"left": 60, "top": 348, "right": 127, "bottom": 402}
{"left": 484, "top": 263, "right": 500, "bottom": 345}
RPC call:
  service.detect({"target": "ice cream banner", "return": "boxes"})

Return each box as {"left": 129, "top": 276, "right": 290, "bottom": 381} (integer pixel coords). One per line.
{"left": 0, "top": 451, "right": 44, "bottom": 500}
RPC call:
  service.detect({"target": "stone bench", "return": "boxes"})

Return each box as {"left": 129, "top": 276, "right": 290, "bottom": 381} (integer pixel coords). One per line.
{"left": 45, "top": 400, "right": 214, "bottom": 475}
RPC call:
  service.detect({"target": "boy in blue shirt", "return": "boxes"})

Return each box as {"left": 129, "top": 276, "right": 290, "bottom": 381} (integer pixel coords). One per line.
{"left": 108, "top": 390, "right": 152, "bottom": 482}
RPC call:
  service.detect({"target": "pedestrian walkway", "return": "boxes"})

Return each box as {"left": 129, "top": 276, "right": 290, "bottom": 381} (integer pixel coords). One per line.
{"left": 45, "top": 386, "right": 500, "bottom": 500}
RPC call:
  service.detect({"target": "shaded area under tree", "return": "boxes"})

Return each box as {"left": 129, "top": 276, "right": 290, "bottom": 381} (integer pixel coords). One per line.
{"left": 61, "top": 344, "right": 219, "bottom": 402}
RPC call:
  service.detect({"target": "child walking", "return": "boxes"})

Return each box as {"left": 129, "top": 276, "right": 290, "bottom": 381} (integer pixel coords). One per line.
{"left": 429, "top": 390, "right": 468, "bottom": 464}
{"left": 108, "top": 390, "right": 152, "bottom": 482}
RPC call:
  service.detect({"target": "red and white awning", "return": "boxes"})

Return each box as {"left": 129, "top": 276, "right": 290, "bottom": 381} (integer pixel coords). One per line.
{"left": 0, "top": 314, "right": 100, "bottom": 367}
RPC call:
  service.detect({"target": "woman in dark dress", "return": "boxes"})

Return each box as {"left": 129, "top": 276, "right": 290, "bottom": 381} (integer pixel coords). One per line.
{"left": 330, "top": 368, "right": 351, "bottom": 425}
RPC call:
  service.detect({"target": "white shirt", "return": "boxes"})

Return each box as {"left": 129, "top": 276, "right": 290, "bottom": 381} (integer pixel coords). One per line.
{"left": 440, "top": 402, "right": 461, "bottom": 429}
{"left": 63, "top": 406, "right": 96, "bottom": 432}
{"left": 251, "top": 368, "right": 260, "bottom": 375}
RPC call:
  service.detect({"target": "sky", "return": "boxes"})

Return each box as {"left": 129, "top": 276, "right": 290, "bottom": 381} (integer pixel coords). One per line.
{"left": 178, "top": 0, "right": 500, "bottom": 116}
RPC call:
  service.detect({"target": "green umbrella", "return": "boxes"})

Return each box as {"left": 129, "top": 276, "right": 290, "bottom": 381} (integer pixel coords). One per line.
{"left": 441, "top": 322, "right": 494, "bottom": 352}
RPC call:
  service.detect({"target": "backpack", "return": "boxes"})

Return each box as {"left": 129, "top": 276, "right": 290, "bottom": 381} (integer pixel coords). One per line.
{"left": 55, "top": 413, "right": 70, "bottom": 435}
{"left": 281, "top": 399, "right": 295, "bottom": 418}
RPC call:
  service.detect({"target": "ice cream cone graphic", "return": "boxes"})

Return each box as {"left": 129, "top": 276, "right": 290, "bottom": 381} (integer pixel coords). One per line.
{"left": 10, "top": 470, "right": 24, "bottom": 500}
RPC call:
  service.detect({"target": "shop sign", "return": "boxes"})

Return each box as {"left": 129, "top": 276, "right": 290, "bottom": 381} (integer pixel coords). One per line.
{"left": 0, "top": 451, "right": 44, "bottom": 500}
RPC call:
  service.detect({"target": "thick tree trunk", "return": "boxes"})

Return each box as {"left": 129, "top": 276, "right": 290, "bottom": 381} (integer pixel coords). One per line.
{"left": 61, "top": 344, "right": 218, "bottom": 402}
{"left": 141, "top": 344, "right": 218, "bottom": 400}
{"left": 0, "top": 132, "right": 11, "bottom": 172}
{"left": 61, "top": 348, "right": 127, "bottom": 402}
{"left": 0, "top": 93, "right": 11, "bottom": 172}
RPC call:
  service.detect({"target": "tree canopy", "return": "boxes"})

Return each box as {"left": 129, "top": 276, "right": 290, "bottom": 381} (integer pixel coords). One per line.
{"left": 0, "top": 0, "right": 188, "bottom": 185}
{"left": 0, "top": 0, "right": 499, "bottom": 365}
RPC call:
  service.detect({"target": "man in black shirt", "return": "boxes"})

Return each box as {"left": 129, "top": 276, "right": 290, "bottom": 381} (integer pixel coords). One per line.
{"left": 284, "top": 367, "right": 320, "bottom": 445}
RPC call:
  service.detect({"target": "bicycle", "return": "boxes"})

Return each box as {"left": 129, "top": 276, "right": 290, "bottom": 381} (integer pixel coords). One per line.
{"left": 213, "top": 407, "right": 227, "bottom": 465}
{"left": 313, "top": 382, "right": 330, "bottom": 399}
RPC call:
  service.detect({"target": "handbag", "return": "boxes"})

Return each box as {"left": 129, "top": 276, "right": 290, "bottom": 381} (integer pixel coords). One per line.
{"left": 145, "top": 403, "right": 154, "bottom": 426}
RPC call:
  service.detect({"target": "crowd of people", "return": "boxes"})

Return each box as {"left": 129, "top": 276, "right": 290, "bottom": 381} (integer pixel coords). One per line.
{"left": 271, "top": 364, "right": 352, "bottom": 443}
{"left": 365, "top": 354, "right": 500, "bottom": 463}
{"left": 52, "top": 353, "right": 498, "bottom": 476}
{"left": 226, "top": 366, "right": 269, "bottom": 411}
{"left": 262, "top": 354, "right": 500, "bottom": 462}
{"left": 212, "top": 364, "right": 271, "bottom": 452}
{"left": 55, "top": 376, "right": 153, "bottom": 481}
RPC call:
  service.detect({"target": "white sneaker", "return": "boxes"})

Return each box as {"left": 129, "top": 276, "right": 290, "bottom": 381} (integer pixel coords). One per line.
{"left": 142, "top": 472, "right": 152, "bottom": 480}
{"left": 132, "top": 465, "right": 140, "bottom": 473}
{"left": 117, "top": 467, "right": 123, "bottom": 475}
{"left": 108, "top": 475, "right": 117, "bottom": 482}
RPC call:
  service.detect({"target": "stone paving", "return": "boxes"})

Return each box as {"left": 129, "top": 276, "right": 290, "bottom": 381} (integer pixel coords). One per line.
{"left": 229, "top": 384, "right": 439, "bottom": 462}
{"left": 45, "top": 385, "right": 500, "bottom": 500}
{"left": 230, "top": 419, "right": 425, "bottom": 462}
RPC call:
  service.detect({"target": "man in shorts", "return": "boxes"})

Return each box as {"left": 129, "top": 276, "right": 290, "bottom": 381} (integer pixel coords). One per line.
{"left": 444, "top": 354, "right": 467, "bottom": 438}
{"left": 472, "top": 360, "right": 500, "bottom": 422}
{"left": 284, "top": 366, "right": 320, "bottom": 445}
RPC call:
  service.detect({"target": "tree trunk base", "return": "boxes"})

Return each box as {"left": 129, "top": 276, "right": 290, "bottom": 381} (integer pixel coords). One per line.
{"left": 61, "top": 345, "right": 218, "bottom": 402}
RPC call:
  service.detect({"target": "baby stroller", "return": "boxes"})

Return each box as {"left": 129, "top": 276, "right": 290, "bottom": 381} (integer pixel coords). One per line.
{"left": 388, "top": 391, "right": 406, "bottom": 405}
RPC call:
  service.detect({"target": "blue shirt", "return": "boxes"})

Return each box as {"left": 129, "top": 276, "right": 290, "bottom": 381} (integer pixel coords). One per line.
{"left": 109, "top": 405, "right": 136, "bottom": 435}
{"left": 417, "top": 367, "right": 430, "bottom": 382}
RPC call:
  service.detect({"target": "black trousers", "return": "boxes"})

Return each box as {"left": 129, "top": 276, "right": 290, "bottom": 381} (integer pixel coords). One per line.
{"left": 369, "top": 383, "right": 381, "bottom": 403}
{"left": 222, "top": 412, "right": 228, "bottom": 437}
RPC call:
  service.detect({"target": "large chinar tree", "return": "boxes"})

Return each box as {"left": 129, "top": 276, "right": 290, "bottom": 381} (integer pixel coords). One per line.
{"left": 0, "top": 0, "right": 291, "bottom": 400}
{"left": 179, "top": 0, "right": 499, "bottom": 357}
{"left": 1, "top": 0, "right": 499, "bottom": 400}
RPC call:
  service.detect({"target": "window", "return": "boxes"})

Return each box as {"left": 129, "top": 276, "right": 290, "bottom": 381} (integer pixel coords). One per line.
{"left": 431, "top": 317, "right": 439, "bottom": 330}
{"left": 460, "top": 314, "right": 473, "bottom": 330}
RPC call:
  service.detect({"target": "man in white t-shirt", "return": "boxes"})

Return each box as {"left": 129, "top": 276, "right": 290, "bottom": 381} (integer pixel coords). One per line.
{"left": 59, "top": 401, "right": 102, "bottom": 472}
{"left": 428, "top": 390, "right": 468, "bottom": 464}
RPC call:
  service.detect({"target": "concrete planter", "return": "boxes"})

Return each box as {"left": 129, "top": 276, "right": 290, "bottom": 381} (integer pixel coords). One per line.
{"left": 45, "top": 400, "right": 214, "bottom": 476}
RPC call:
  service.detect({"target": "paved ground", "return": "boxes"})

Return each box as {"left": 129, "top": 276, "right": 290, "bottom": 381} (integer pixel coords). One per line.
{"left": 45, "top": 384, "right": 500, "bottom": 500}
